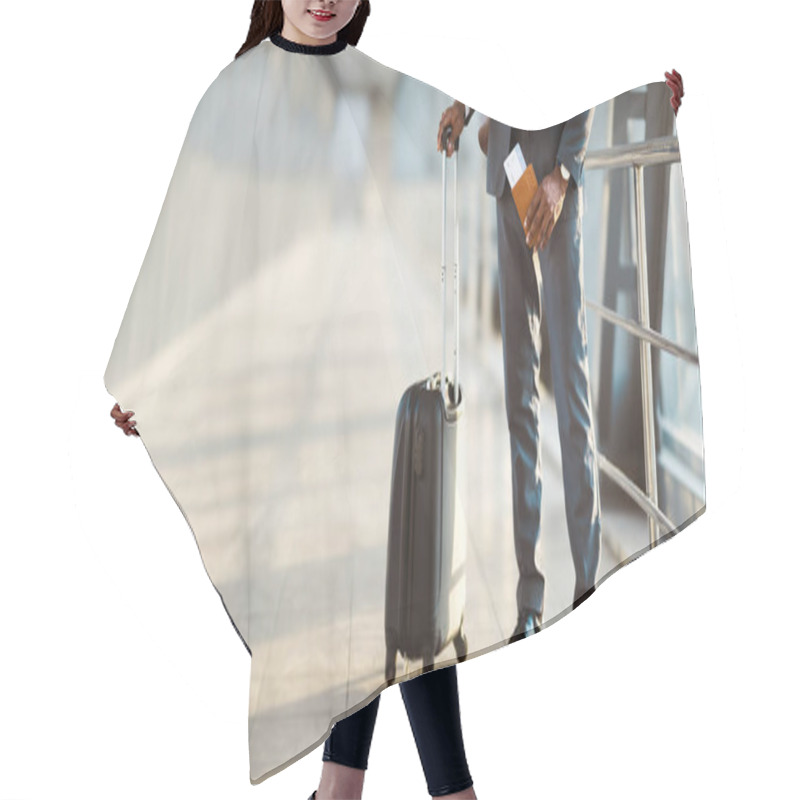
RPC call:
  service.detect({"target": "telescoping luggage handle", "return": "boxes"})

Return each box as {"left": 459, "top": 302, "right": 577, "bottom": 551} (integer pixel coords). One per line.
{"left": 440, "top": 122, "right": 465, "bottom": 411}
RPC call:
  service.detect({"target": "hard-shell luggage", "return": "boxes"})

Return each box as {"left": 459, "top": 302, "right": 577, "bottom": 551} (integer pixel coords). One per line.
{"left": 384, "top": 124, "right": 469, "bottom": 684}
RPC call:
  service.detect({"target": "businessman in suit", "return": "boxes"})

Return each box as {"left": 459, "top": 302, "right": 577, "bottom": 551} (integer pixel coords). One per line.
{"left": 437, "top": 104, "right": 602, "bottom": 643}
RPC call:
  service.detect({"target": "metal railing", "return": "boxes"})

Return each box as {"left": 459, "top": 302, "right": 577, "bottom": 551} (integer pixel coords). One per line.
{"left": 584, "top": 135, "right": 698, "bottom": 548}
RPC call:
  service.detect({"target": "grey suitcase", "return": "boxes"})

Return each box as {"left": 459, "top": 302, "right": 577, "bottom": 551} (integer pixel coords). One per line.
{"left": 384, "top": 124, "right": 469, "bottom": 684}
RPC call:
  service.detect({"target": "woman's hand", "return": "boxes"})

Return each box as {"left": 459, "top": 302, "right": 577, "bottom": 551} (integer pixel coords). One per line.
{"left": 437, "top": 101, "right": 466, "bottom": 157}
{"left": 665, "top": 69, "right": 683, "bottom": 115}
{"left": 111, "top": 402, "right": 139, "bottom": 437}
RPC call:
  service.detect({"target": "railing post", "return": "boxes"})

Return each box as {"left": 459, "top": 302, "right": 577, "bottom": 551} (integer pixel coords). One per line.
{"left": 480, "top": 190, "right": 494, "bottom": 337}
{"left": 441, "top": 145, "right": 448, "bottom": 407}
{"left": 633, "top": 163, "right": 660, "bottom": 548}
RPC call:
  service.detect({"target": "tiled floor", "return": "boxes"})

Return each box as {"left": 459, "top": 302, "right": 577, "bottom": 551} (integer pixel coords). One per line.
{"left": 128, "top": 216, "right": 683, "bottom": 782}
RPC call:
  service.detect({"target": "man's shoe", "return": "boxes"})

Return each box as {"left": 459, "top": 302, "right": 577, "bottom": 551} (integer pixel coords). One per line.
{"left": 508, "top": 611, "right": 543, "bottom": 645}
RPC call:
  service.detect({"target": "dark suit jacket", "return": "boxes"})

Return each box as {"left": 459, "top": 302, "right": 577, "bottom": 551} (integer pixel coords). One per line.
{"left": 485, "top": 111, "right": 594, "bottom": 219}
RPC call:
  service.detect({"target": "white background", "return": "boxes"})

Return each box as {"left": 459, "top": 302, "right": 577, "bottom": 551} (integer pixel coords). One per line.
{"left": 1, "top": 1, "right": 797, "bottom": 798}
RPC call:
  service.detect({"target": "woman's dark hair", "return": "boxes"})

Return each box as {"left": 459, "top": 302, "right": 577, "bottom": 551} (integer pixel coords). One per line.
{"left": 236, "top": 1, "right": 371, "bottom": 59}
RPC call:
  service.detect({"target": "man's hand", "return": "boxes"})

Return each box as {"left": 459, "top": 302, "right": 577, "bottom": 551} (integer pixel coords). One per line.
{"left": 478, "top": 119, "right": 489, "bottom": 156}
{"left": 437, "top": 101, "right": 466, "bottom": 157}
{"left": 524, "top": 166, "right": 569, "bottom": 250}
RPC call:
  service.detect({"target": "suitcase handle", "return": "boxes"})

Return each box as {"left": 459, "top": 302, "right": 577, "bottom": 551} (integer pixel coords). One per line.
{"left": 440, "top": 125, "right": 459, "bottom": 410}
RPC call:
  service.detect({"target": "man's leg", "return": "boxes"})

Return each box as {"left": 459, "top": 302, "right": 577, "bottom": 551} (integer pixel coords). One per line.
{"left": 495, "top": 180, "right": 546, "bottom": 619}
{"left": 537, "top": 207, "right": 602, "bottom": 607}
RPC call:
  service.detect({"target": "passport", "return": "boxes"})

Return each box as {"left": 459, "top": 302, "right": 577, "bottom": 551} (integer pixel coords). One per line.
{"left": 503, "top": 142, "right": 539, "bottom": 233}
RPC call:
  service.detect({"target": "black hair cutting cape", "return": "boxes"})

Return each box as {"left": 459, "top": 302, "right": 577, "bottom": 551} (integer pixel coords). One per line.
{"left": 104, "top": 35, "right": 704, "bottom": 784}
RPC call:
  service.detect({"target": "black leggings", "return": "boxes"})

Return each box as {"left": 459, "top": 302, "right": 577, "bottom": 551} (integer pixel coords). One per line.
{"left": 322, "top": 664, "right": 473, "bottom": 797}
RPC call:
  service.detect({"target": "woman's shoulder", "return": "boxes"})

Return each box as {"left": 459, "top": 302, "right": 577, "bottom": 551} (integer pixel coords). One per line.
{"left": 190, "top": 40, "right": 272, "bottom": 121}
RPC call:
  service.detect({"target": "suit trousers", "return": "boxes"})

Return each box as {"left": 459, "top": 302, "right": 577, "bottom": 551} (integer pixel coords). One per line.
{"left": 322, "top": 665, "right": 473, "bottom": 797}
{"left": 495, "top": 130, "right": 602, "bottom": 616}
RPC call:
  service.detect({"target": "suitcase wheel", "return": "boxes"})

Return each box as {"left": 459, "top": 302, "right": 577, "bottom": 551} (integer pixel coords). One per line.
{"left": 385, "top": 646, "right": 397, "bottom": 685}
{"left": 454, "top": 626, "right": 468, "bottom": 663}
{"left": 421, "top": 648, "right": 436, "bottom": 674}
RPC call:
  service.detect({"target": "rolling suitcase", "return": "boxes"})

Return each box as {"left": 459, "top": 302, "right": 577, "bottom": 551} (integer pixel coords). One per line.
{"left": 384, "top": 123, "right": 469, "bottom": 684}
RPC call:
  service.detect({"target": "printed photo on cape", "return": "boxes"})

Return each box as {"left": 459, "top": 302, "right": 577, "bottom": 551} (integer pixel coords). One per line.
{"left": 104, "top": 29, "right": 703, "bottom": 786}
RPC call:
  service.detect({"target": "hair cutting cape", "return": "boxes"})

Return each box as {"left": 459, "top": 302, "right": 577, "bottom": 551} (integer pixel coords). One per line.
{"left": 104, "top": 35, "right": 704, "bottom": 784}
